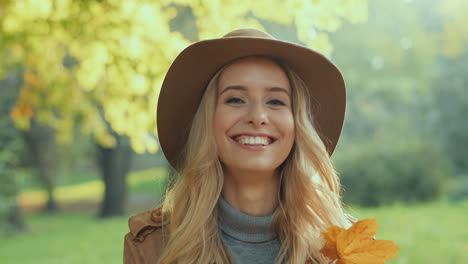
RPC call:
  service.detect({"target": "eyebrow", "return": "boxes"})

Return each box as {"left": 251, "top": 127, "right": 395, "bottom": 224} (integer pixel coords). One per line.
{"left": 219, "top": 85, "right": 290, "bottom": 96}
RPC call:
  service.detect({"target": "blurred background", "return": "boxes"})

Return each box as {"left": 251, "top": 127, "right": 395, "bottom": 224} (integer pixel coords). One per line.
{"left": 0, "top": 0, "right": 467, "bottom": 263}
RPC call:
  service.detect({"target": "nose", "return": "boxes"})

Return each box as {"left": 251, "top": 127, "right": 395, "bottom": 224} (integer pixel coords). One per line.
{"left": 246, "top": 101, "right": 268, "bottom": 127}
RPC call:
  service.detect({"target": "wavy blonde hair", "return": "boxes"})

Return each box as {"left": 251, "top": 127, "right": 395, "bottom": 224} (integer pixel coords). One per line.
{"left": 157, "top": 56, "right": 349, "bottom": 264}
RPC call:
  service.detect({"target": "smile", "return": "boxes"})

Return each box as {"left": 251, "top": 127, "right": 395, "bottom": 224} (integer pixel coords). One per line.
{"left": 230, "top": 134, "right": 277, "bottom": 147}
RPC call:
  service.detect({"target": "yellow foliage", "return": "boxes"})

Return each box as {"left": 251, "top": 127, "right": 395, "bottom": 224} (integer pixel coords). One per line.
{"left": 10, "top": 105, "right": 33, "bottom": 121}
{"left": 2, "top": 15, "right": 22, "bottom": 33}
{"left": 321, "top": 218, "right": 399, "bottom": 264}
{"left": 36, "top": 109, "right": 57, "bottom": 125}
{"left": 437, "top": 0, "right": 468, "bottom": 57}
{"left": 23, "top": 71, "right": 40, "bottom": 89}
{"left": 2, "top": 0, "right": 368, "bottom": 153}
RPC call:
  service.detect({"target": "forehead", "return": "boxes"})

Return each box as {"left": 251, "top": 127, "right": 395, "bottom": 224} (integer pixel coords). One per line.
{"left": 217, "top": 57, "right": 291, "bottom": 92}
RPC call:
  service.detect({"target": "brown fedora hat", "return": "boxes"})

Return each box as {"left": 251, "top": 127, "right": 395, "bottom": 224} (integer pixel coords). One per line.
{"left": 157, "top": 29, "right": 346, "bottom": 170}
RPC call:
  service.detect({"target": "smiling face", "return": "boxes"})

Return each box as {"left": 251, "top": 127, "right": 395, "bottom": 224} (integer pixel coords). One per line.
{"left": 214, "top": 57, "right": 295, "bottom": 175}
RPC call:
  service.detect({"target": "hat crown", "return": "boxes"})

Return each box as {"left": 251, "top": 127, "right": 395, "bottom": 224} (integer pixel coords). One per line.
{"left": 223, "top": 28, "right": 276, "bottom": 39}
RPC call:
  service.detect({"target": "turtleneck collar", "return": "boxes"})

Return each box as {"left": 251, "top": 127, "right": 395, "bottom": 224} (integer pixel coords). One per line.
{"left": 217, "top": 195, "right": 278, "bottom": 243}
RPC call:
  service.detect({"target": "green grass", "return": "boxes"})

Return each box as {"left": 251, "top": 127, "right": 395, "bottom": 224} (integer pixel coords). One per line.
{"left": 0, "top": 213, "right": 130, "bottom": 264}
{"left": 348, "top": 200, "right": 468, "bottom": 264}
{"left": 2, "top": 200, "right": 467, "bottom": 264}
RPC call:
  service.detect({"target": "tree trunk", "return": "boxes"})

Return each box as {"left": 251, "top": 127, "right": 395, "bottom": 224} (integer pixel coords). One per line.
{"left": 0, "top": 69, "right": 28, "bottom": 233}
{"left": 0, "top": 170, "right": 28, "bottom": 234}
{"left": 97, "top": 133, "right": 132, "bottom": 217}
{"left": 22, "top": 120, "right": 59, "bottom": 213}
{"left": 7, "top": 202, "right": 27, "bottom": 233}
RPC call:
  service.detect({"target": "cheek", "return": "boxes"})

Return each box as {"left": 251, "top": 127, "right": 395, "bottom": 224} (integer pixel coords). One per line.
{"left": 276, "top": 112, "right": 295, "bottom": 139}
{"left": 213, "top": 106, "right": 235, "bottom": 139}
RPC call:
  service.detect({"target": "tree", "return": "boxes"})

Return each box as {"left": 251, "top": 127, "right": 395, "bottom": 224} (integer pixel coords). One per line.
{"left": 21, "top": 120, "right": 60, "bottom": 212}
{"left": 328, "top": 0, "right": 467, "bottom": 205}
{"left": 0, "top": 71, "right": 27, "bottom": 234}
{"left": 427, "top": 50, "right": 468, "bottom": 173}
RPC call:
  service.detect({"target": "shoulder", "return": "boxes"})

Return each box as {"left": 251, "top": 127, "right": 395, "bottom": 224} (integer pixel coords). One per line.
{"left": 127, "top": 207, "right": 168, "bottom": 242}
{"left": 124, "top": 207, "right": 169, "bottom": 264}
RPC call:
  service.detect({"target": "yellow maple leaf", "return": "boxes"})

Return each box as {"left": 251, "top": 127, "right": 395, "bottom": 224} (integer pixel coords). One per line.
{"left": 320, "top": 218, "right": 399, "bottom": 264}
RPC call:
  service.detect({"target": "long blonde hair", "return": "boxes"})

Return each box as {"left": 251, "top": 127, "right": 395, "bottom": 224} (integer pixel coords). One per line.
{"left": 157, "top": 56, "right": 349, "bottom": 264}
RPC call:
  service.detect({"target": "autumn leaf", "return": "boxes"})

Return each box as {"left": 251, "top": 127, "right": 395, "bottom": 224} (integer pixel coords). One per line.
{"left": 320, "top": 218, "right": 399, "bottom": 264}
{"left": 10, "top": 104, "right": 33, "bottom": 120}
{"left": 10, "top": 107, "right": 22, "bottom": 120}
{"left": 321, "top": 225, "right": 344, "bottom": 260}
{"left": 24, "top": 71, "right": 40, "bottom": 89}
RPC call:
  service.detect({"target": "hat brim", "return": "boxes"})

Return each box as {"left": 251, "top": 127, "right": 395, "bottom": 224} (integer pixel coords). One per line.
{"left": 157, "top": 37, "right": 346, "bottom": 170}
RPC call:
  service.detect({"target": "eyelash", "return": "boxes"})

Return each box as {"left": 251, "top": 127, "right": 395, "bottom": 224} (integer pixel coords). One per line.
{"left": 225, "top": 97, "right": 286, "bottom": 106}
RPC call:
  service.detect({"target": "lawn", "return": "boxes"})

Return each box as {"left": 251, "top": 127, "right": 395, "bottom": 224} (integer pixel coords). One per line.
{"left": 0, "top": 212, "right": 129, "bottom": 264}
{"left": 348, "top": 200, "right": 468, "bottom": 264}
{"left": 3, "top": 168, "right": 467, "bottom": 263}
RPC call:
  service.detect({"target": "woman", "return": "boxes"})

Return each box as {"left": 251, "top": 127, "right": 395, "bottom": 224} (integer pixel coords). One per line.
{"left": 124, "top": 29, "right": 355, "bottom": 264}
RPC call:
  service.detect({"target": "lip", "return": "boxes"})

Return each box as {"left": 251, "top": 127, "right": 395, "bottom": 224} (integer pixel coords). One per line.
{"left": 229, "top": 133, "right": 277, "bottom": 151}
{"left": 230, "top": 133, "right": 277, "bottom": 141}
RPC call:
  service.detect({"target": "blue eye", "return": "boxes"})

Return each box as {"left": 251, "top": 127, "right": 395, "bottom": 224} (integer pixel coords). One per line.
{"left": 226, "top": 97, "right": 245, "bottom": 104}
{"left": 269, "top": 99, "right": 286, "bottom": 106}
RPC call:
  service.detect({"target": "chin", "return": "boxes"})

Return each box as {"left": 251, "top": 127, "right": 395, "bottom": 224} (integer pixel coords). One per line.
{"left": 233, "top": 161, "right": 281, "bottom": 173}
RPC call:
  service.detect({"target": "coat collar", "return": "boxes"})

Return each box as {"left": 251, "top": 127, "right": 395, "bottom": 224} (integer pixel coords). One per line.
{"left": 128, "top": 207, "right": 166, "bottom": 242}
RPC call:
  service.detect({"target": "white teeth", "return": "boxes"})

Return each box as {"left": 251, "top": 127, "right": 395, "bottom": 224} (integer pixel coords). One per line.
{"left": 235, "top": 136, "right": 270, "bottom": 146}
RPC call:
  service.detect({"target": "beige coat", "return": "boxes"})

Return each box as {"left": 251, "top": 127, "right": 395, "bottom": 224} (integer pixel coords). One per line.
{"left": 124, "top": 208, "right": 168, "bottom": 264}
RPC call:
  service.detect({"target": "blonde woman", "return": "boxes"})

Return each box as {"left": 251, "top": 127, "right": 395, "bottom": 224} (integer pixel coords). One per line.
{"left": 124, "top": 29, "right": 355, "bottom": 264}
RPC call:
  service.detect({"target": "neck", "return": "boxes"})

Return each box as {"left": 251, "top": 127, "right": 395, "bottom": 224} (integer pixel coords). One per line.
{"left": 221, "top": 167, "right": 280, "bottom": 216}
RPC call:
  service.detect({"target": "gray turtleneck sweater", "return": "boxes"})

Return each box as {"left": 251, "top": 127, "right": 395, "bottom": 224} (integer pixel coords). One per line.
{"left": 218, "top": 196, "right": 281, "bottom": 264}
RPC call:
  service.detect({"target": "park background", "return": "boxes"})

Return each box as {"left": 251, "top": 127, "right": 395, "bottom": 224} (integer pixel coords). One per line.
{"left": 0, "top": 0, "right": 467, "bottom": 263}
